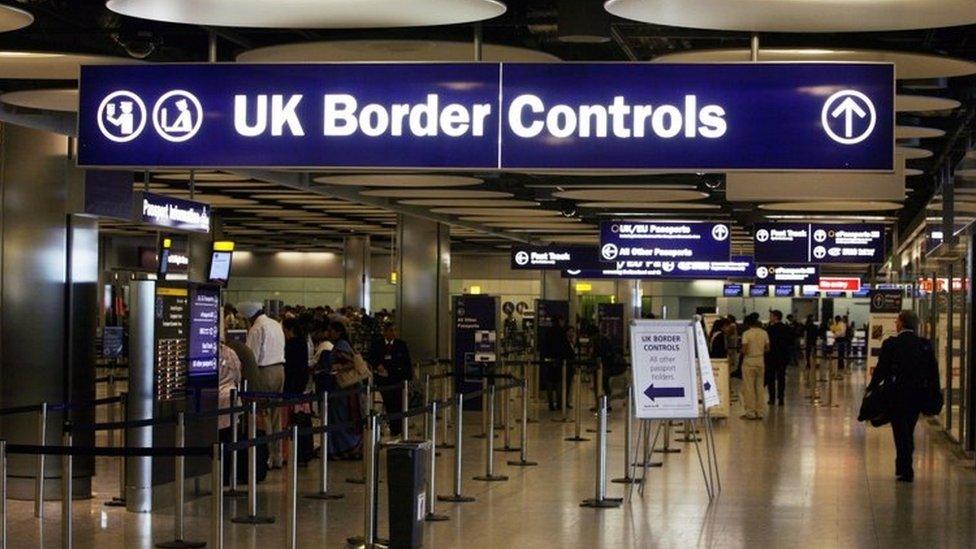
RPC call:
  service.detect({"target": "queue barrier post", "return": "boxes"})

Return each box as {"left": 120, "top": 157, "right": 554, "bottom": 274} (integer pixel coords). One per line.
{"left": 552, "top": 361, "right": 572, "bottom": 424}
{"left": 476, "top": 378, "right": 489, "bottom": 439}
{"left": 62, "top": 427, "right": 73, "bottom": 549}
{"left": 580, "top": 396, "right": 622, "bottom": 509}
{"left": 612, "top": 387, "right": 640, "bottom": 485}
{"left": 474, "top": 385, "right": 507, "bottom": 482}
{"left": 286, "top": 425, "right": 299, "bottom": 549}
{"left": 211, "top": 443, "right": 223, "bottom": 549}
{"left": 1, "top": 439, "right": 7, "bottom": 549}
{"left": 437, "top": 376, "right": 454, "bottom": 450}
{"left": 306, "top": 392, "right": 343, "bottom": 500}
{"left": 35, "top": 402, "right": 47, "bottom": 518}
{"left": 424, "top": 401, "right": 448, "bottom": 522}
{"left": 232, "top": 401, "right": 275, "bottom": 524}
{"left": 348, "top": 384, "right": 369, "bottom": 485}
{"left": 498, "top": 378, "right": 518, "bottom": 452}
{"left": 507, "top": 379, "right": 537, "bottom": 467}
{"left": 226, "top": 388, "right": 245, "bottom": 498}
{"left": 402, "top": 380, "right": 410, "bottom": 439}
{"left": 105, "top": 393, "right": 127, "bottom": 507}
{"left": 156, "top": 412, "right": 205, "bottom": 548}
{"left": 422, "top": 374, "right": 431, "bottom": 438}
{"left": 363, "top": 414, "right": 380, "bottom": 546}
{"left": 566, "top": 365, "right": 590, "bottom": 442}
{"left": 438, "top": 393, "right": 475, "bottom": 503}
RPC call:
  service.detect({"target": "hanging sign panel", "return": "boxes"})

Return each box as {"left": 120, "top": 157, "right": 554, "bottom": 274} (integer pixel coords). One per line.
{"left": 753, "top": 223, "right": 885, "bottom": 264}
{"left": 754, "top": 264, "right": 819, "bottom": 284}
{"left": 630, "top": 320, "right": 700, "bottom": 419}
{"left": 510, "top": 245, "right": 600, "bottom": 271}
{"left": 78, "top": 62, "right": 894, "bottom": 171}
{"left": 600, "top": 221, "right": 730, "bottom": 263}
{"left": 562, "top": 256, "right": 752, "bottom": 279}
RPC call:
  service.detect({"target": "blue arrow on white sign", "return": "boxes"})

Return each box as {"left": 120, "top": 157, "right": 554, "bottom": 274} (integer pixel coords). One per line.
{"left": 644, "top": 385, "right": 686, "bottom": 401}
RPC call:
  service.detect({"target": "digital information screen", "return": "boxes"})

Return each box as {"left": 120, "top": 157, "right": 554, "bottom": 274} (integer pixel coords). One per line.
{"left": 208, "top": 251, "right": 233, "bottom": 285}
{"left": 749, "top": 285, "right": 770, "bottom": 297}
{"left": 188, "top": 285, "right": 220, "bottom": 376}
{"left": 774, "top": 285, "right": 796, "bottom": 297}
{"left": 723, "top": 283, "right": 744, "bottom": 297}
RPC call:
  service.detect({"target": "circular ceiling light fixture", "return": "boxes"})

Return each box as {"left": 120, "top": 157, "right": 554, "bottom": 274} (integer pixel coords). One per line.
{"left": 432, "top": 208, "right": 560, "bottom": 217}
{"left": 757, "top": 201, "right": 903, "bottom": 212}
{"left": 895, "top": 126, "right": 946, "bottom": 139}
{"left": 239, "top": 39, "right": 557, "bottom": 63}
{"left": 154, "top": 172, "right": 250, "bottom": 182}
{"left": 577, "top": 201, "right": 720, "bottom": 210}
{"left": 360, "top": 189, "right": 510, "bottom": 199}
{"left": 896, "top": 95, "right": 961, "bottom": 113}
{"left": 398, "top": 199, "right": 539, "bottom": 207}
{"left": 552, "top": 189, "right": 707, "bottom": 202}
{"left": 0, "top": 4, "right": 33, "bottom": 33}
{"left": 604, "top": 0, "right": 976, "bottom": 32}
{"left": 107, "top": 0, "right": 506, "bottom": 28}
{"left": 0, "top": 51, "right": 137, "bottom": 79}
{"left": 896, "top": 146, "right": 933, "bottom": 160}
{"left": 314, "top": 174, "right": 483, "bottom": 188}
{"left": 653, "top": 48, "right": 976, "bottom": 80}
{"left": 0, "top": 88, "right": 77, "bottom": 112}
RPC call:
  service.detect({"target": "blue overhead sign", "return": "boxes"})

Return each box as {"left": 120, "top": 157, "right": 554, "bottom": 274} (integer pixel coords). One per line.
{"left": 564, "top": 256, "right": 752, "bottom": 279}
{"left": 78, "top": 63, "right": 894, "bottom": 171}
{"left": 754, "top": 264, "right": 819, "bottom": 285}
{"left": 600, "top": 221, "right": 731, "bottom": 263}
{"left": 754, "top": 223, "right": 885, "bottom": 264}
{"left": 510, "top": 245, "right": 600, "bottom": 271}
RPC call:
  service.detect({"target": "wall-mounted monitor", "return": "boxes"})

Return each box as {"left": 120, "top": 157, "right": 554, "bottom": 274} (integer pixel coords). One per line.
{"left": 749, "top": 285, "right": 769, "bottom": 297}
{"left": 723, "top": 283, "right": 744, "bottom": 297}
{"left": 207, "top": 241, "right": 235, "bottom": 286}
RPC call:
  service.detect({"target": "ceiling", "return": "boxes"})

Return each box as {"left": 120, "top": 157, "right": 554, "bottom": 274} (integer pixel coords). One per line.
{"left": 0, "top": 0, "right": 973, "bottom": 258}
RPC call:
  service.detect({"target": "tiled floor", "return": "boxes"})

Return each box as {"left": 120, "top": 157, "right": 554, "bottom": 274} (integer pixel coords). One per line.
{"left": 6, "top": 361, "right": 976, "bottom": 548}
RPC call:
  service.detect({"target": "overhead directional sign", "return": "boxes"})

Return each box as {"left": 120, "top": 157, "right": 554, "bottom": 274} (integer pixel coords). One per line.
{"left": 78, "top": 62, "right": 894, "bottom": 171}
{"left": 630, "top": 320, "right": 700, "bottom": 419}
{"left": 510, "top": 245, "right": 600, "bottom": 271}
{"left": 754, "top": 223, "right": 885, "bottom": 264}
{"left": 754, "top": 264, "right": 819, "bottom": 284}
{"left": 564, "top": 256, "right": 752, "bottom": 279}
{"left": 819, "top": 277, "right": 861, "bottom": 292}
{"left": 600, "top": 221, "right": 730, "bottom": 263}
{"left": 138, "top": 191, "right": 211, "bottom": 233}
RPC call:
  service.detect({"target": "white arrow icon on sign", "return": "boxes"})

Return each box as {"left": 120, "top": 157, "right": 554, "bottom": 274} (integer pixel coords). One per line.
{"left": 832, "top": 97, "right": 866, "bottom": 139}
{"left": 821, "top": 90, "right": 877, "bottom": 145}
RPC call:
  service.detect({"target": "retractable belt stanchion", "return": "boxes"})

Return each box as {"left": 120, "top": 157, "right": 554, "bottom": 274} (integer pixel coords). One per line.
{"left": 402, "top": 380, "right": 410, "bottom": 440}
{"left": 35, "top": 402, "right": 47, "bottom": 518}
{"left": 507, "top": 379, "right": 537, "bottom": 467}
{"left": 474, "top": 385, "right": 507, "bottom": 482}
{"left": 580, "top": 396, "right": 622, "bottom": 509}
{"left": 612, "top": 387, "right": 640, "bottom": 485}
{"left": 62, "top": 426, "right": 73, "bottom": 549}
{"left": 422, "top": 375, "right": 431, "bottom": 438}
{"left": 438, "top": 393, "right": 475, "bottom": 503}
{"left": 553, "top": 361, "right": 572, "bottom": 423}
{"left": 232, "top": 401, "right": 274, "bottom": 524}
{"left": 355, "top": 414, "right": 380, "bottom": 547}
{"left": 306, "top": 392, "right": 343, "bottom": 500}
{"left": 211, "top": 443, "right": 223, "bottom": 549}
{"left": 347, "top": 384, "right": 368, "bottom": 485}
{"left": 566, "top": 365, "right": 589, "bottom": 442}
{"left": 156, "top": 413, "right": 205, "bottom": 548}
{"left": 226, "top": 388, "right": 245, "bottom": 498}
{"left": 438, "top": 375, "right": 454, "bottom": 450}
{"left": 424, "top": 401, "right": 448, "bottom": 522}
{"left": 286, "top": 425, "right": 299, "bottom": 549}
{"left": 1, "top": 439, "right": 7, "bottom": 549}
{"left": 475, "top": 378, "right": 489, "bottom": 439}
{"left": 498, "top": 377, "right": 519, "bottom": 452}
{"left": 106, "top": 393, "right": 127, "bottom": 507}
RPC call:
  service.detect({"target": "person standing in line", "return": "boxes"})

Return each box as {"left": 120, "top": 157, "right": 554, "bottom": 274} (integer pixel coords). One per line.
{"left": 240, "top": 301, "right": 287, "bottom": 469}
{"left": 740, "top": 314, "right": 770, "bottom": 420}
{"left": 369, "top": 323, "right": 413, "bottom": 437}
{"left": 867, "top": 310, "right": 941, "bottom": 482}
{"left": 725, "top": 314, "right": 741, "bottom": 375}
{"left": 765, "top": 310, "right": 794, "bottom": 406}
{"left": 832, "top": 315, "right": 849, "bottom": 377}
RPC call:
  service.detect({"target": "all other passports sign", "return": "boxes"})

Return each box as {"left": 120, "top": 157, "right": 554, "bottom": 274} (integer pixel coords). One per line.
{"left": 601, "top": 221, "right": 730, "bottom": 263}
{"left": 630, "top": 320, "right": 700, "bottom": 420}
{"left": 78, "top": 63, "right": 894, "bottom": 171}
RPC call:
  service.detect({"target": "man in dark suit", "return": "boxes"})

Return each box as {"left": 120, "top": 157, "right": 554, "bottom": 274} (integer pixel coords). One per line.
{"left": 765, "top": 310, "right": 794, "bottom": 406}
{"left": 369, "top": 323, "right": 413, "bottom": 437}
{"left": 868, "top": 310, "right": 940, "bottom": 482}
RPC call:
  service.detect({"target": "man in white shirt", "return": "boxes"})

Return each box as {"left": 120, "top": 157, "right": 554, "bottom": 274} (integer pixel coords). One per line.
{"left": 239, "top": 301, "right": 286, "bottom": 468}
{"left": 740, "top": 314, "right": 771, "bottom": 420}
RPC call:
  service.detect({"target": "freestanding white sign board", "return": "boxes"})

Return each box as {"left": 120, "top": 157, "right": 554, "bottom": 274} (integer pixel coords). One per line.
{"left": 630, "top": 319, "right": 700, "bottom": 419}
{"left": 693, "top": 321, "right": 722, "bottom": 410}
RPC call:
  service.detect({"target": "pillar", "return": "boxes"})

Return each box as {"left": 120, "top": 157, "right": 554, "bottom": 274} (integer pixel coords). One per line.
{"left": 396, "top": 216, "right": 450, "bottom": 361}
{"left": 343, "top": 235, "right": 371, "bottom": 311}
{"left": 616, "top": 280, "right": 641, "bottom": 339}
{"left": 0, "top": 124, "right": 97, "bottom": 499}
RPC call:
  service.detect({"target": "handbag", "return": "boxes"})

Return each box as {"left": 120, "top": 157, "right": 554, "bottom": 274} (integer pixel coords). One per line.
{"left": 858, "top": 377, "right": 893, "bottom": 426}
{"left": 918, "top": 339, "right": 944, "bottom": 416}
{"left": 334, "top": 351, "right": 372, "bottom": 388}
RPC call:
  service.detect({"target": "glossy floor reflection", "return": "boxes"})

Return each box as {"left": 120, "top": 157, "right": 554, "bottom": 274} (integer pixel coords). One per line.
{"left": 7, "top": 362, "right": 976, "bottom": 548}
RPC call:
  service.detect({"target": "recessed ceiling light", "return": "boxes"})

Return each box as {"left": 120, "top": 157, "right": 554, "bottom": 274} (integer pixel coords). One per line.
{"left": 0, "top": 51, "right": 137, "bottom": 79}
{"left": 553, "top": 189, "right": 707, "bottom": 202}
{"left": 896, "top": 95, "right": 961, "bottom": 113}
{"left": 0, "top": 88, "right": 77, "bottom": 112}
{"left": 361, "top": 189, "right": 510, "bottom": 199}
{"left": 758, "top": 201, "right": 903, "bottom": 212}
{"left": 398, "top": 199, "right": 539, "bottom": 207}
{"left": 431, "top": 208, "right": 560, "bottom": 217}
{"left": 239, "top": 39, "right": 556, "bottom": 63}
{"left": 315, "top": 174, "right": 483, "bottom": 188}
{"left": 107, "top": 0, "right": 507, "bottom": 29}
{"left": 578, "top": 202, "right": 720, "bottom": 210}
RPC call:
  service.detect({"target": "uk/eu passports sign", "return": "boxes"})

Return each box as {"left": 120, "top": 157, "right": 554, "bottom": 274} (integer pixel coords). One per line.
{"left": 77, "top": 62, "right": 894, "bottom": 171}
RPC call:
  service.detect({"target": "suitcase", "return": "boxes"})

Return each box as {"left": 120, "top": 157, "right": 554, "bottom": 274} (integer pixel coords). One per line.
{"left": 290, "top": 410, "right": 316, "bottom": 465}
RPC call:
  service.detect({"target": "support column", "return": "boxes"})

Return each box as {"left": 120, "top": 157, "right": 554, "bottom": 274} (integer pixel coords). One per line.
{"left": 542, "top": 271, "right": 570, "bottom": 300}
{"left": 396, "top": 216, "right": 450, "bottom": 361}
{"left": 343, "top": 235, "right": 371, "bottom": 311}
{"left": 616, "top": 280, "right": 641, "bottom": 337}
{"left": 0, "top": 124, "right": 96, "bottom": 499}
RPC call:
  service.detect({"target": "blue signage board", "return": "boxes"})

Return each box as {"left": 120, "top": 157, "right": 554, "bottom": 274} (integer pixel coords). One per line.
{"left": 453, "top": 295, "right": 497, "bottom": 408}
{"left": 600, "top": 221, "right": 730, "bottom": 263}
{"left": 754, "top": 223, "right": 885, "bottom": 264}
{"left": 139, "top": 192, "right": 211, "bottom": 233}
{"left": 723, "top": 283, "right": 744, "bottom": 297}
{"left": 754, "top": 264, "right": 819, "bottom": 284}
{"left": 774, "top": 285, "right": 796, "bottom": 297}
{"left": 563, "top": 256, "right": 752, "bottom": 279}
{"left": 511, "top": 245, "right": 600, "bottom": 271}
{"left": 825, "top": 291, "right": 847, "bottom": 298}
{"left": 78, "top": 63, "right": 894, "bottom": 171}
{"left": 852, "top": 284, "right": 872, "bottom": 298}
{"left": 749, "top": 285, "right": 769, "bottom": 297}
{"left": 188, "top": 285, "right": 220, "bottom": 377}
